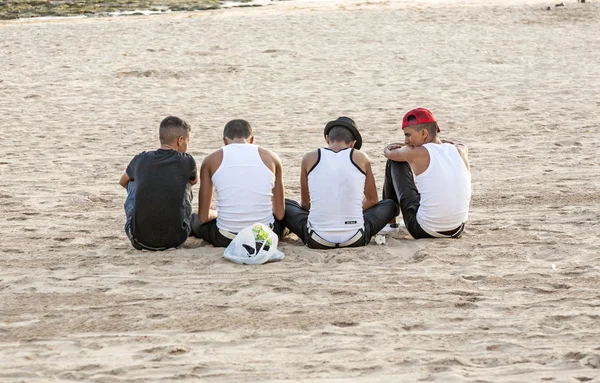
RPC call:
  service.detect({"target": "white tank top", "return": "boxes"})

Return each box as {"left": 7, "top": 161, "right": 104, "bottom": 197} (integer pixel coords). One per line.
{"left": 308, "top": 148, "right": 365, "bottom": 243}
{"left": 415, "top": 143, "right": 471, "bottom": 233}
{"left": 212, "top": 144, "right": 275, "bottom": 233}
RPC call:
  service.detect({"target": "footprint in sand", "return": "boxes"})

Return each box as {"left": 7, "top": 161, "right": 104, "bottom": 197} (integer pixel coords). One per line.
{"left": 53, "top": 237, "right": 74, "bottom": 243}
{"left": 116, "top": 70, "right": 186, "bottom": 79}
{"left": 137, "top": 345, "right": 191, "bottom": 361}
{"left": 331, "top": 321, "right": 359, "bottom": 328}
{"left": 461, "top": 274, "right": 486, "bottom": 282}
{"left": 119, "top": 280, "right": 150, "bottom": 286}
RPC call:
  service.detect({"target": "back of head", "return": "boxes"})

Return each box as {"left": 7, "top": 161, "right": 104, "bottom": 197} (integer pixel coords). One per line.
{"left": 324, "top": 116, "right": 362, "bottom": 150}
{"left": 223, "top": 119, "right": 253, "bottom": 140}
{"left": 159, "top": 116, "right": 191, "bottom": 145}
{"left": 328, "top": 126, "right": 355, "bottom": 144}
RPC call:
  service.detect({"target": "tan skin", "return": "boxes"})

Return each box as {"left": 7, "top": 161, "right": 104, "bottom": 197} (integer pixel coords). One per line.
{"left": 119, "top": 133, "right": 198, "bottom": 188}
{"left": 383, "top": 125, "right": 470, "bottom": 175}
{"left": 197, "top": 136, "right": 285, "bottom": 224}
{"left": 301, "top": 137, "right": 378, "bottom": 212}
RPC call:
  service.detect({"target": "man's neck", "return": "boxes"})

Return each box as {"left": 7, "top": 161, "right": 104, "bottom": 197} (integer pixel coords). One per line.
{"left": 424, "top": 137, "right": 442, "bottom": 145}
{"left": 229, "top": 138, "right": 250, "bottom": 144}
{"left": 328, "top": 142, "right": 351, "bottom": 152}
{"left": 160, "top": 144, "right": 178, "bottom": 151}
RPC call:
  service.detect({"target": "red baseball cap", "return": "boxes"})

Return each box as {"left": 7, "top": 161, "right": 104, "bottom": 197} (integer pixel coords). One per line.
{"left": 402, "top": 107, "right": 440, "bottom": 132}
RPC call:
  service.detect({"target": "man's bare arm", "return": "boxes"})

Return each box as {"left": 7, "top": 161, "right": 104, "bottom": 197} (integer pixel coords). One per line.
{"left": 456, "top": 145, "right": 470, "bottom": 171}
{"left": 362, "top": 161, "right": 378, "bottom": 211}
{"left": 384, "top": 144, "right": 416, "bottom": 162}
{"left": 351, "top": 150, "right": 378, "bottom": 211}
{"left": 198, "top": 156, "right": 217, "bottom": 223}
{"left": 271, "top": 153, "right": 285, "bottom": 220}
{"left": 119, "top": 172, "right": 130, "bottom": 188}
{"left": 300, "top": 151, "right": 317, "bottom": 211}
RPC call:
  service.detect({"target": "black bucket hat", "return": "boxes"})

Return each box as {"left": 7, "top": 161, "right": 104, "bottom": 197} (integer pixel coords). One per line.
{"left": 324, "top": 116, "right": 362, "bottom": 150}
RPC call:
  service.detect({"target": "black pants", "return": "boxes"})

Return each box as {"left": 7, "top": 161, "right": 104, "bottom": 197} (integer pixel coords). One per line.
{"left": 383, "top": 160, "right": 447, "bottom": 239}
{"left": 190, "top": 213, "right": 285, "bottom": 248}
{"left": 282, "top": 198, "right": 398, "bottom": 249}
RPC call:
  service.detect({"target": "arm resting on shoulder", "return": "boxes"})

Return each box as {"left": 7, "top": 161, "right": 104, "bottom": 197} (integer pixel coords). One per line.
{"left": 383, "top": 144, "right": 414, "bottom": 163}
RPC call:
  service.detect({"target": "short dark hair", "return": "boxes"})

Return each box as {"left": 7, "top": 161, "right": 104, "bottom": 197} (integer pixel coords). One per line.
{"left": 223, "top": 119, "right": 252, "bottom": 140}
{"left": 327, "top": 126, "right": 355, "bottom": 144}
{"left": 407, "top": 115, "right": 438, "bottom": 137}
{"left": 159, "top": 116, "right": 191, "bottom": 144}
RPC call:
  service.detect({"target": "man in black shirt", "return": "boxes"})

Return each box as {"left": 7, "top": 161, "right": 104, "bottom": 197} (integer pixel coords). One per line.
{"left": 119, "top": 116, "right": 199, "bottom": 250}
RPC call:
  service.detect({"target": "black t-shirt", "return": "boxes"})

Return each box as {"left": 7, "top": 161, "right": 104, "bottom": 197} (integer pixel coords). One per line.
{"left": 126, "top": 149, "right": 197, "bottom": 248}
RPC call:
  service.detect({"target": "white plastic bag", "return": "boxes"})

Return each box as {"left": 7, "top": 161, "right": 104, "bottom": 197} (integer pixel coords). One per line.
{"left": 223, "top": 223, "right": 285, "bottom": 265}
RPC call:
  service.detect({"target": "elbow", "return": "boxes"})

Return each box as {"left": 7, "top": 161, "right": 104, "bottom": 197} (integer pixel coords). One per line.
{"left": 197, "top": 207, "right": 209, "bottom": 224}
{"left": 274, "top": 210, "right": 285, "bottom": 221}
{"left": 274, "top": 200, "right": 285, "bottom": 220}
{"left": 198, "top": 214, "right": 209, "bottom": 224}
{"left": 363, "top": 198, "right": 378, "bottom": 211}
{"left": 273, "top": 200, "right": 285, "bottom": 221}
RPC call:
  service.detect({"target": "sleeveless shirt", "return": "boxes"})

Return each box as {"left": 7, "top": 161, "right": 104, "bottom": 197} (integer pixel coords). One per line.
{"left": 212, "top": 144, "right": 275, "bottom": 233}
{"left": 308, "top": 148, "right": 365, "bottom": 243}
{"left": 415, "top": 143, "right": 471, "bottom": 232}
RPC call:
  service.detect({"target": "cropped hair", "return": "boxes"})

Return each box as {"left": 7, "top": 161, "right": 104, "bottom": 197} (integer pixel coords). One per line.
{"left": 327, "top": 126, "right": 355, "bottom": 144}
{"left": 223, "top": 119, "right": 253, "bottom": 140}
{"left": 159, "top": 116, "right": 191, "bottom": 144}
{"left": 409, "top": 121, "right": 438, "bottom": 137}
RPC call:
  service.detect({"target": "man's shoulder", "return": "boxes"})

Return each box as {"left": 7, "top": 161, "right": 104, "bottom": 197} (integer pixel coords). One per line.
{"left": 399, "top": 145, "right": 429, "bottom": 166}
{"left": 180, "top": 151, "right": 195, "bottom": 159}
{"left": 300, "top": 149, "right": 320, "bottom": 173}
{"left": 160, "top": 149, "right": 197, "bottom": 164}
{"left": 256, "top": 146, "right": 282, "bottom": 172}
{"left": 412, "top": 145, "right": 432, "bottom": 155}
{"left": 133, "top": 149, "right": 151, "bottom": 157}
{"left": 159, "top": 150, "right": 196, "bottom": 163}
{"left": 351, "top": 147, "right": 370, "bottom": 161}
{"left": 301, "top": 149, "right": 320, "bottom": 162}
{"left": 180, "top": 152, "right": 197, "bottom": 169}
{"left": 302, "top": 148, "right": 320, "bottom": 158}
{"left": 129, "top": 150, "right": 152, "bottom": 164}
{"left": 202, "top": 148, "right": 223, "bottom": 166}
{"left": 350, "top": 148, "right": 372, "bottom": 172}
{"left": 204, "top": 148, "right": 223, "bottom": 159}
{"left": 257, "top": 145, "right": 278, "bottom": 156}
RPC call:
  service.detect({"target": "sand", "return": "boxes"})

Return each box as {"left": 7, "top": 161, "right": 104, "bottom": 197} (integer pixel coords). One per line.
{"left": 1, "top": 0, "right": 600, "bottom": 381}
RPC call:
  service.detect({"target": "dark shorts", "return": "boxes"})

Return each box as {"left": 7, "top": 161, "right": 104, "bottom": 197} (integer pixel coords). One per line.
{"left": 124, "top": 181, "right": 192, "bottom": 251}
{"left": 190, "top": 214, "right": 286, "bottom": 248}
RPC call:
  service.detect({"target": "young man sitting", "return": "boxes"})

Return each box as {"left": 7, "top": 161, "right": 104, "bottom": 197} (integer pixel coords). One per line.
{"left": 283, "top": 117, "right": 398, "bottom": 249}
{"left": 191, "top": 119, "right": 285, "bottom": 247}
{"left": 119, "top": 116, "right": 199, "bottom": 250}
{"left": 383, "top": 107, "right": 471, "bottom": 239}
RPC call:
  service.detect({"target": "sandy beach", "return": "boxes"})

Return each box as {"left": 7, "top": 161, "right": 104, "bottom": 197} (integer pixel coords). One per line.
{"left": 1, "top": 0, "right": 600, "bottom": 381}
